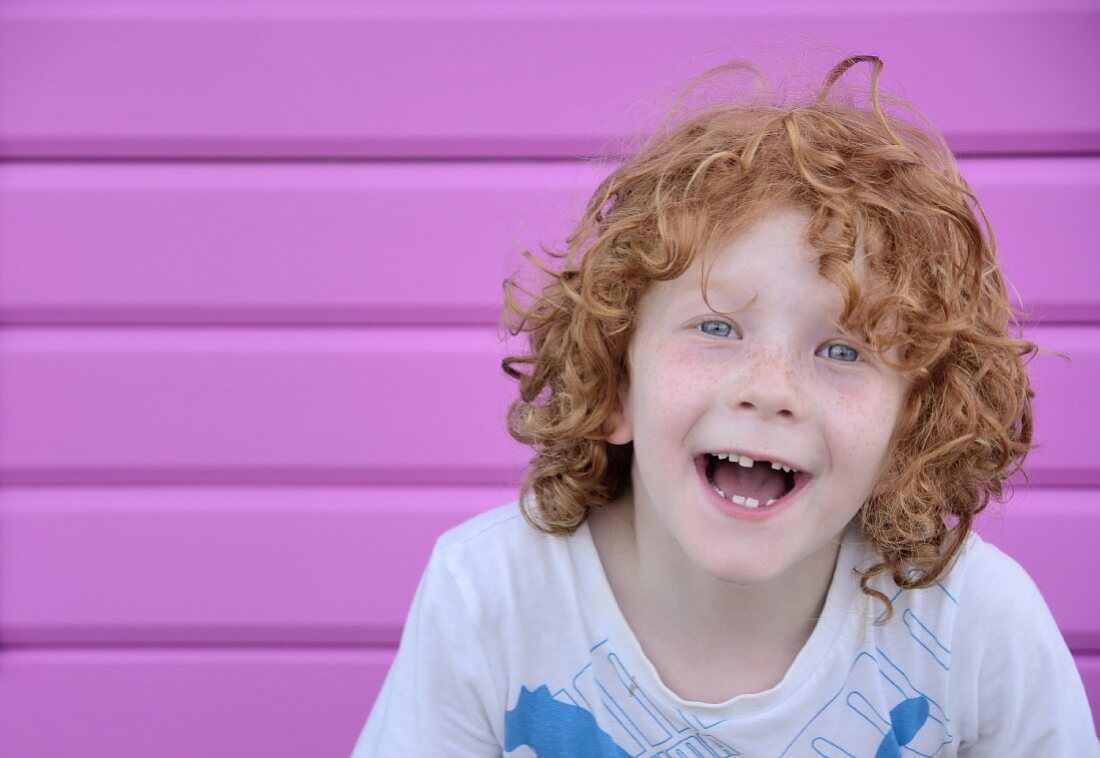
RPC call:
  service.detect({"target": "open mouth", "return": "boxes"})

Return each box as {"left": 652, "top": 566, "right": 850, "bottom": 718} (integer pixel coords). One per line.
{"left": 700, "top": 453, "right": 804, "bottom": 510}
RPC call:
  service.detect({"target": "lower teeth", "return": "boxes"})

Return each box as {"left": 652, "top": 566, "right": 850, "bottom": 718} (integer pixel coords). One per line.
{"left": 710, "top": 482, "right": 780, "bottom": 509}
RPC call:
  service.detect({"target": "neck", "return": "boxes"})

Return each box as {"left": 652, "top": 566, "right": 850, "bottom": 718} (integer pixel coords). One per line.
{"left": 591, "top": 489, "right": 842, "bottom": 674}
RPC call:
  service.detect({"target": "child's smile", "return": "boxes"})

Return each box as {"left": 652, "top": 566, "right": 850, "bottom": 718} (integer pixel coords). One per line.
{"left": 605, "top": 205, "right": 911, "bottom": 589}
{"left": 696, "top": 451, "right": 811, "bottom": 520}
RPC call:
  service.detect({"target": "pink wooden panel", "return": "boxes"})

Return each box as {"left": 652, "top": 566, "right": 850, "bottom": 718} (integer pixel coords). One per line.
{"left": 970, "top": 159, "right": 1100, "bottom": 322}
{"left": 0, "top": 327, "right": 529, "bottom": 484}
{"left": 1, "top": 159, "right": 1097, "bottom": 324}
{"left": 0, "top": 649, "right": 1094, "bottom": 757}
{"left": 0, "top": 648, "right": 393, "bottom": 758}
{"left": 0, "top": 162, "right": 580, "bottom": 325}
{"left": 0, "top": 326, "right": 1093, "bottom": 486}
{"left": 1023, "top": 327, "right": 1100, "bottom": 487}
{"left": 1, "top": 487, "right": 1096, "bottom": 650}
{"left": 0, "top": 486, "right": 510, "bottom": 645}
{"left": 0, "top": 1, "right": 1096, "bottom": 158}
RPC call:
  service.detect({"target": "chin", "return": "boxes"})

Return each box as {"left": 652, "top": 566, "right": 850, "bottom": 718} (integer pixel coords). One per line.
{"left": 694, "top": 548, "right": 793, "bottom": 588}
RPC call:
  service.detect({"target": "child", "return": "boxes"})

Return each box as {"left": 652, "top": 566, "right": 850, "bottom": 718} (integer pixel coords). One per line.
{"left": 352, "top": 55, "right": 1099, "bottom": 755}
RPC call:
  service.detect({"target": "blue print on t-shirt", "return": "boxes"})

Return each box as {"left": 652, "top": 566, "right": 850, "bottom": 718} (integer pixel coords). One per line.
{"left": 874, "top": 696, "right": 931, "bottom": 758}
{"left": 505, "top": 684, "right": 631, "bottom": 757}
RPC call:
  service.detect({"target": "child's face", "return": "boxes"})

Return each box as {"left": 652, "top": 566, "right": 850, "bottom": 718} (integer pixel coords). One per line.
{"left": 605, "top": 206, "right": 910, "bottom": 587}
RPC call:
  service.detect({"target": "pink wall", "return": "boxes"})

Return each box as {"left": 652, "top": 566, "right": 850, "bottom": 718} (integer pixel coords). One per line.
{"left": 0, "top": 1, "right": 1097, "bottom": 755}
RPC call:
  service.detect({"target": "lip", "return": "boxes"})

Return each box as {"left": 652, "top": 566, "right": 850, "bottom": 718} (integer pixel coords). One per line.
{"left": 694, "top": 455, "right": 813, "bottom": 522}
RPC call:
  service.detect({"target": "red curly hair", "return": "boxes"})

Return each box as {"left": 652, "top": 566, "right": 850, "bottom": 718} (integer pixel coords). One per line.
{"left": 501, "top": 55, "right": 1058, "bottom": 620}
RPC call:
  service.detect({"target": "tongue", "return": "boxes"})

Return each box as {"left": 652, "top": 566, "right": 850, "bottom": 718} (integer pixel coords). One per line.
{"left": 712, "top": 459, "right": 787, "bottom": 502}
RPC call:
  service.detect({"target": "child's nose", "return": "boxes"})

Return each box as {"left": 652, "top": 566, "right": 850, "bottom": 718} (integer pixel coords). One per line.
{"left": 726, "top": 349, "right": 804, "bottom": 419}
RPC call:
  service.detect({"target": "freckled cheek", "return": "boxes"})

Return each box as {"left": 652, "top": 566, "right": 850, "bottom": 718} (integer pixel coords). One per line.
{"left": 644, "top": 346, "right": 714, "bottom": 424}
{"left": 825, "top": 390, "right": 903, "bottom": 462}
{"left": 654, "top": 346, "right": 717, "bottom": 388}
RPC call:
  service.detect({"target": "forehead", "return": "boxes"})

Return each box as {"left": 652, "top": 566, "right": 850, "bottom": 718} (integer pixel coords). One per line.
{"left": 647, "top": 207, "right": 901, "bottom": 338}
{"left": 670, "top": 208, "right": 863, "bottom": 305}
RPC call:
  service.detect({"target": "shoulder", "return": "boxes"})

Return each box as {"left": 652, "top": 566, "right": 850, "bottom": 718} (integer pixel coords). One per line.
{"left": 947, "top": 530, "right": 1050, "bottom": 621}
{"left": 432, "top": 499, "right": 575, "bottom": 573}
{"left": 853, "top": 530, "right": 1097, "bottom": 749}
{"left": 854, "top": 528, "right": 1048, "bottom": 616}
{"left": 945, "top": 535, "right": 1100, "bottom": 750}
{"left": 425, "top": 499, "right": 585, "bottom": 623}
{"left": 842, "top": 529, "right": 1061, "bottom": 671}
{"left": 433, "top": 500, "right": 530, "bottom": 554}
{"left": 909, "top": 529, "right": 1063, "bottom": 649}
{"left": 955, "top": 530, "right": 1026, "bottom": 583}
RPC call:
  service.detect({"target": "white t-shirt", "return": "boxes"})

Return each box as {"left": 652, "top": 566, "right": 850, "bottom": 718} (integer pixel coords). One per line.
{"left": 351, "top": 501, "right": 1099, "bottom": 756}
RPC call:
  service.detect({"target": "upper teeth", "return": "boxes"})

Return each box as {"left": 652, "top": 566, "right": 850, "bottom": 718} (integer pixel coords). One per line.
{"left": 713, "top": 453, "right": 794, "bottom": 473}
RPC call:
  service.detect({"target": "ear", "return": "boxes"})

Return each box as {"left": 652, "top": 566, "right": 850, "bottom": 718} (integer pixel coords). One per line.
{"left": 604, "top": 396, "right": 633, "bottom": 445}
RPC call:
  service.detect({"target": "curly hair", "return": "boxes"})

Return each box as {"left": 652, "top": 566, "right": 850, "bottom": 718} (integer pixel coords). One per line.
{"left": 500, "top": 55, "right": 1062, "bottom": 621}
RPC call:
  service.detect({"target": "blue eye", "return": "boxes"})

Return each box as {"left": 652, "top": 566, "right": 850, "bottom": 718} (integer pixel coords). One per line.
{"left": 699, "top": 320, "right": 732, "bottom": 338}
{"left": 822, "top": 343, "right": 860, "bottom": 362}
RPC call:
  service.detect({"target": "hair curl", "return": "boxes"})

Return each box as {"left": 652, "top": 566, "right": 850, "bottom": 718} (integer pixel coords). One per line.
{"left": 500, "top": 55, "right": 1064, "bottom": 621}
